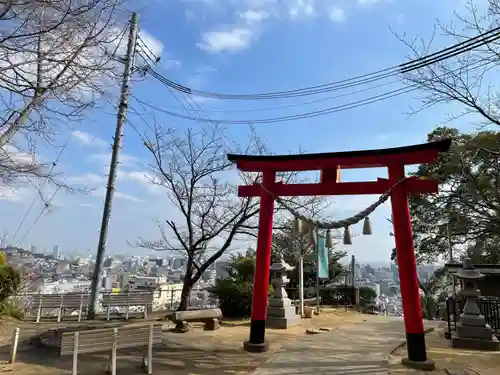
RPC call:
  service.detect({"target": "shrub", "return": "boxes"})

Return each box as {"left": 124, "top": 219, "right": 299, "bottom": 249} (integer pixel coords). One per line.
{"left": 0, "top": 265, "right": 21, "bottom": 303}
{"left": 209, "top": 278, "right": 253, "bottom": 318}
{"left": 0, "top": 300, "right": 24, "bottom": 319}
{"left": 359, "top": 286, "right": 377, "bottom": 307}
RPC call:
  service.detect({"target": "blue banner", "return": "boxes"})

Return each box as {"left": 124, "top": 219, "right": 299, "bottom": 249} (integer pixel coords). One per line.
{"left": 317, "top": 235, "right": 329, "bottom": 279}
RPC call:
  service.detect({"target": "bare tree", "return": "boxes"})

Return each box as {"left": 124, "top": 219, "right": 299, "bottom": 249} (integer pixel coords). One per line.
{"left": 0, "top": 1, "right": 127, "bottom": 151}
{"left": 394, "top": 0, "right": 500, "bottom": 128}
{"left": 0, "top": 0, "right": 130, "bottom": 197}
{"left": 134, "top": 124, "right": 327, "bottom": 311}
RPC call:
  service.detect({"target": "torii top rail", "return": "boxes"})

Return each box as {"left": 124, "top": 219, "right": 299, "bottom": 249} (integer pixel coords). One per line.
{"left": 228, "top": 138, "right": 452, "bottom": 197}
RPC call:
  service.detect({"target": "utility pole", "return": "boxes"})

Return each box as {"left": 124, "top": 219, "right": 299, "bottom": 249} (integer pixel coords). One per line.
{"left": 87, "top": 12, "right": 138, "bottom": 320}
{"left": 315, "top": 227, "right": 320, "bottom": 315}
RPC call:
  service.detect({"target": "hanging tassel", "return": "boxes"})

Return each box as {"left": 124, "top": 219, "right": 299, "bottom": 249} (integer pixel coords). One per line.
{"left": 292, "top": 216, "right": 301, "bottom": 237}
{"left": 343, "top": 226, "right": 352, "bottom": 245}
{"left": 362, "top": 216, "right": 372, "bottom": 235}
{"left": 308, "top": 227, "right": 317, "bottom": 248}
{"left": 325, "top": 229, "right": 333, "bottom": 248}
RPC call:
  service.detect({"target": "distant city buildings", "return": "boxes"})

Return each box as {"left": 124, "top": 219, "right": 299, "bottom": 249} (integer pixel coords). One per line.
{"left": 53, "top": 244, "right": 61, "bottom": 260}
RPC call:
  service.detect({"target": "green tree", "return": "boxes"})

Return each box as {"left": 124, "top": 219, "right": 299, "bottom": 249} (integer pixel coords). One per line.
{"left": 271, "top": 223, "right": 346, "bottom": 289}
{"left": 0, "top": 265, "right": 21, "bottom": 303}
{"left": 358, "top": 287, "right": 377, "bottom": 307}
{"left": 406, "top": 127, "right": 500, "bottom": 264}
{"left": 209, "top": 253, "right": 259, "bottom": 318}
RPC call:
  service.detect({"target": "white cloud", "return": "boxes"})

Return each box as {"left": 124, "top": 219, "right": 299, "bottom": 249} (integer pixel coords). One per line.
{"left": 89, "top": 152, "right": 141, "bottom": 168}
{"left": 239, "top": 9, "right": 269, "bottom": 23}
{"left": 289, "top": 0, "right": 315, "bottom": 19}
{"left": 358, "top": 0, "right": 381, "bottom": 4}
{"left": 114, "top": 191, "right": 145, "bottom": 203}
{"left": 78, "top": 203, "right": 95, "bottom": 208}
{"left": 118, "top": 170, "right": 163, "bottom": 195}
{"left": 197, "top": 27, "right": 254, "bottom": 53}
{"left": 190, "top": 0, "right": 352, "bottom": 53}
{"left": 0, "top": 186, "right": 28, "bottom": 201}
{"left": 329, "top": 7, "right": 346, "bottom": 23}
{"left": 72, "top": 130, "right": 108, "bottom": 148}
{"left": 92, "top": 186, "right": 144, "bottom": 203}
{"left": 138, "top": 30, "right": 164, "bottom": 58}
{"left": 2, "top": 144, "right": 36, "bottom": 165}
{"left": 66, "top": 173, "right": 107, "bottom": 186}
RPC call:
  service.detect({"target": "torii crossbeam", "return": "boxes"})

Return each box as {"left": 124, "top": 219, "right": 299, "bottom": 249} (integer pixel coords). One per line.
{"left": 228, "top": 138, "right": 451, "bottom": 369}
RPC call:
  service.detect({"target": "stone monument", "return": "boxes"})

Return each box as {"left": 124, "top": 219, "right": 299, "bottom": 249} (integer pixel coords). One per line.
{"left": 451, "top": 258, "right": 499, "bottom": 351}
{"left": 266, "top": 255, "right": 301, "bottom": 329}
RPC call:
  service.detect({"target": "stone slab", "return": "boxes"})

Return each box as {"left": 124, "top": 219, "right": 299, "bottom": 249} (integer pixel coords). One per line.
{"left": 268, "top": 298, "right": 292, "bottom": 308}
{"left": 401, "top": 358, "right": 436, "bottom": 371}
{"left": 457, "top": 324, "right": 494, "bottom": 340}
{"left": 460, "top": 314, "right": 486, "bottom": 327}
{"left": 452, "top": 334, "right": 500, "bottom": 351}
{"left": 267, "top": 306, "right": 297, "bottom": 318}
{"left": 266, "top": 314, "right": 300, "bottom": 329}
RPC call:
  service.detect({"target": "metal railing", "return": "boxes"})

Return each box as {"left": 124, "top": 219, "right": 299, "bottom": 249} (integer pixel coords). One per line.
{"left": 445, "top": 296, "right": 500, "bottom": 338}
{"left": 11, "top": 287, "right": 217, "bottom": 318}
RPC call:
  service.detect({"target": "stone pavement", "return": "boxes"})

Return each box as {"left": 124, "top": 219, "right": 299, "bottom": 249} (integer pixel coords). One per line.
{"left": 251, "top": 316, "right": 438, "bottom": 375}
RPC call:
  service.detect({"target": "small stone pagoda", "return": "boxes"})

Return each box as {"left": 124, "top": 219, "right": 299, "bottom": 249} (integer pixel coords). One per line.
{"left": 266, "top": 255, "right": 300, "bottom": 329}
{"left": 452, "top": 258, "right": 499, "bottom": 351}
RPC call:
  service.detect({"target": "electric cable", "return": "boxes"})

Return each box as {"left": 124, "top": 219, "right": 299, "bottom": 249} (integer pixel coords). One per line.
{"left": 135, "top": 48, "right": 240, "bottom": 149}
{"left": 143, "top": 26, "right": 500, "bottom": 100}
{"left": 15, "top": 130, "right": 95, "bottom": 247}
{"left": 133, "top": 57, "right": 495, "bottom": 125}
{"left": 11, "top": 130, "right": 74, "bottom": 244}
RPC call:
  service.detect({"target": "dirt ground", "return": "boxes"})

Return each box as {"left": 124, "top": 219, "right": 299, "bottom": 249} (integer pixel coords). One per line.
{"left": 389, "top": 328, "right": 500, "bottom": 375}
{"left": 0, "top": 308, "right": 365, "bottom": 375}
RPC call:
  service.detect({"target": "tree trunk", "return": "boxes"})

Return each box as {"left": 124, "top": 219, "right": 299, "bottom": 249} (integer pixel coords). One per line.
{"left": 177, "top": 260, "right": 194, "bottom": 311}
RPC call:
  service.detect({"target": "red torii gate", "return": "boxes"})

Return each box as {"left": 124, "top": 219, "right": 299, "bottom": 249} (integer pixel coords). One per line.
{"left": 228, "top": 138, "right": 451, "bottom": 368}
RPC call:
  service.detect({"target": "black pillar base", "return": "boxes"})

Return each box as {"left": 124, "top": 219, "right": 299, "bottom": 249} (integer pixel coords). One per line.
{"left": 406, "top": 332, "right": 427, "bottom": 361}
{"left": 401, "top": 358, "right": 435, "bottom": 371}
{"left": 403, "top": 332, "right": 434, "bottom": 370}
{"left": 244, "top": 319, "right": 269, "bottom": 353}
{"left": 244, "top": 340, "right": 269, "bottom": 353}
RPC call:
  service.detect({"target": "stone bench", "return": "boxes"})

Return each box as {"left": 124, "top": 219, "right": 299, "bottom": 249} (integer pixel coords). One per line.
{"left": 170, "top": 308, "right": 222, "bottom": 332}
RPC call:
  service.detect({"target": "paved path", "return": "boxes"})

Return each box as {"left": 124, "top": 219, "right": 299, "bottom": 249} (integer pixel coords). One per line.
{"left": 252, "top": 317, "right": 437, "bottom": 375}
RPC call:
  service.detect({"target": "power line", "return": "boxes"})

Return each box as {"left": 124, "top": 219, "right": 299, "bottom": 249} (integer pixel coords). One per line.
{"left": 133, "top": 57, "right": 495, "bottom": 125}
{"left": 11, "top": 130, "right": 74, "bottom": 244}
{"left": 16, "top": 132, "right": 88, "bottom": 246}
{"left": 135, "top": 48, "right": 241, "bottom": 150}
{"left": 143, "top": 27, "right": 500, "bottom": 100}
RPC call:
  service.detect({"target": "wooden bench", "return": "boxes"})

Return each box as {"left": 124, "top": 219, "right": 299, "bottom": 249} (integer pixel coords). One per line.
{"left": 31, "top": 293, "right": 90, "bottom": 323}
{"left": 60, "top": 323, "right": 163, "bottom": 375}
{"left": 170, "top": 308, "right": 222, "bottom": 332}
{"left": 102, "top": 291, "right": 154, "bottom": 320}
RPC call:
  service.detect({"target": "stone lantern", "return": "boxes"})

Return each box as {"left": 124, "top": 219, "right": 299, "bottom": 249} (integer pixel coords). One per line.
{"left": 451, "top": 258, "right": 499, "bottom": 351}
{"left": 266, "top": 255, "right": 300, "bottom": 329}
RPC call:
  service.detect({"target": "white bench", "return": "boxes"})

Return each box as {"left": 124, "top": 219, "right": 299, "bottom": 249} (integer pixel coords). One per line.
{"left": 102, "top": 291, "right": 154, "bottom": 320}
{"left": 31, "top": 293, "right": 89, "bottom": 323}
{"left": 60, "top": 323, "right": 163, "bottom": 375}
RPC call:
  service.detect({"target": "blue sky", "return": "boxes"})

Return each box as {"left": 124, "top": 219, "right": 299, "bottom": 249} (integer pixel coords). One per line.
{"left": 0, "top": 0, "right": 483, "bottom": 263}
